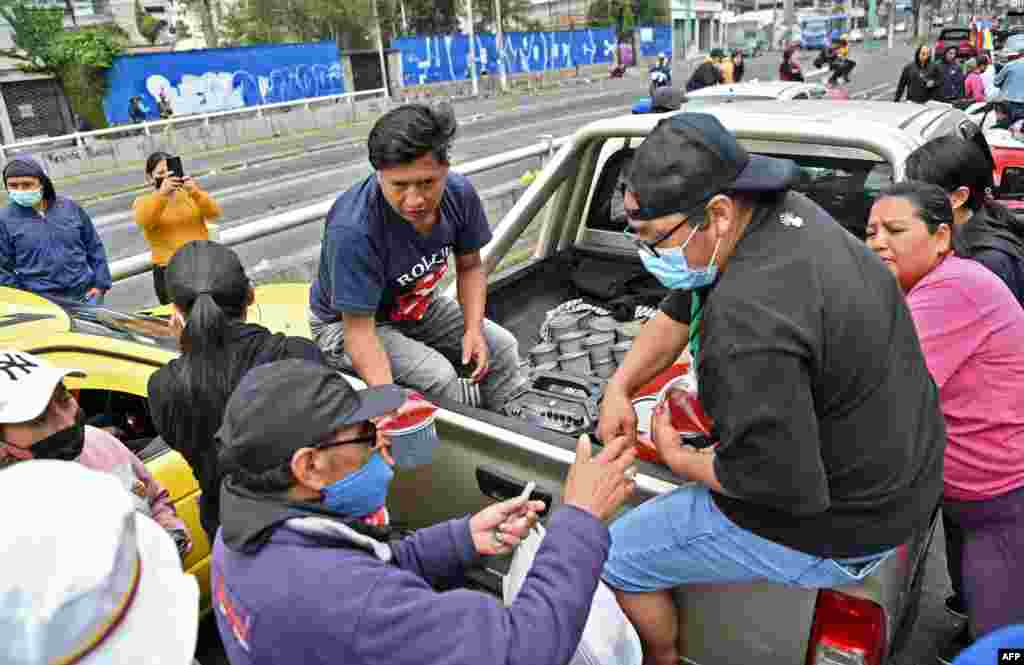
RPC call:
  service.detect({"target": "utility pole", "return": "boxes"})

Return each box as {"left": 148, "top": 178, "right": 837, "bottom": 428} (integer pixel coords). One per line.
{"left": 887, "top": 0, "right": 895, "bottom": 48}
{"left": 467, "top": 0, "right": 480, "bottom": 96}
{"left": 495, "top": 0, "right": 508, "bottom": 92}
{"left": 372, "top": 0, "right": 390, "bottom": 100}
{"left": 784, "top": 0, "right": 795, "bottom": 45}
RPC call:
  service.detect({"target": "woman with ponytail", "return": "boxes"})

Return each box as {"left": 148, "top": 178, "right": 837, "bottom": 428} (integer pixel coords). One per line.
{"left": 147, "top": 241, "right": 324, "bottom": 539}
{"left": 904, "top": 134, "right": 1024, "bottom": 306}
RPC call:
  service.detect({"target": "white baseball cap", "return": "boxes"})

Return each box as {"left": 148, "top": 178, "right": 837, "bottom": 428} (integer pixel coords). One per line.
{"left": 0, "top": 350, "right": 85, "bottom": 424}
{"left": 0, "top": 460, "right": 199, "bottom": 665}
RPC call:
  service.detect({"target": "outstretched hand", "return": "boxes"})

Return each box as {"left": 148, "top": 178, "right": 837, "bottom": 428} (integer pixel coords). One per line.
{"left": 470, "top": 495, "right": 546, "bottom": 556}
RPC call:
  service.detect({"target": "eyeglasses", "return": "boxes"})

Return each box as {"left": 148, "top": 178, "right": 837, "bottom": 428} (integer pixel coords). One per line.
{"left": 626, "top": 194, "right": 714, "bottom": 259}
{"left": 313, "top": 424, "right": 378, "bottom": 451}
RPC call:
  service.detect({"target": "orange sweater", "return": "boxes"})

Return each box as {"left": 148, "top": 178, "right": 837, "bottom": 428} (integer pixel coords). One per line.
{"left": 133, "top": 189, "right": 223, "bottom": 266}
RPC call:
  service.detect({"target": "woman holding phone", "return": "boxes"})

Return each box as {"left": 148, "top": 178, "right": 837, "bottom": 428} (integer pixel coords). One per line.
{"left": 133, "top": 151, "right": 223, "bottom": 304}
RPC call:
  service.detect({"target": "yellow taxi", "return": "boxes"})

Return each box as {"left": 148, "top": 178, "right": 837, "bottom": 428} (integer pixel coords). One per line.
{"left": 0, "top": 283, "right": 312, "bottom": 613}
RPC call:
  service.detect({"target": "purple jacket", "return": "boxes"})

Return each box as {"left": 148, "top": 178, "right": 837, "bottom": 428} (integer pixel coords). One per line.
{"left": 212, "top": 479, "right": 610, "bottom": 665}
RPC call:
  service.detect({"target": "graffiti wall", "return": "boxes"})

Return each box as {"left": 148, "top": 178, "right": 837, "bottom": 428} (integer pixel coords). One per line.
{"left": 637, "top": 25, "right": 673, "bottom": 58}
{"left": 393, "top": 28, "right": 636, "bottom": 86}
{"left": 103, "top": 42, "right": 344, "bottom": 125}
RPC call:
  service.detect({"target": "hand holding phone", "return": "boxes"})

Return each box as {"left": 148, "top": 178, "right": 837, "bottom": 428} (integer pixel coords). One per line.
{"left": 166, "top": 155, "right": 184, "bottom": 178}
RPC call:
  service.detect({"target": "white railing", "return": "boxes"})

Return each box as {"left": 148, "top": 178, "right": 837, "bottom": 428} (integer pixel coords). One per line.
{"left": 109, "top": 133, "right": 567, "bottom": 282}
{"left": 0, "top": 87, "right": 389, "bottom": 161}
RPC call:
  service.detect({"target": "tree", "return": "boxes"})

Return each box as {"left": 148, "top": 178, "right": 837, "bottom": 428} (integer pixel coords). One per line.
{"left": 224, "top": 0, "right": 379, "bottom": 49}
{"left": 0, "top": 1, "right": 125, "bottom": 129}
{"left": 587, "top": 0, "right": 667, "bottom": 28}
{"left": 178, "top": 0, "right": 218, "bottom": 48}
{"left": 466, "top": 0, "right": 534, "bottom": 33}
{"left": 135, "top": 0, "right": 166, "bottom": 45}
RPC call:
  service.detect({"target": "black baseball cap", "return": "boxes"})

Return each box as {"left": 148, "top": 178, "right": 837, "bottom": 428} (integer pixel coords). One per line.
{"left": 166, "top": 240, "right": 249, "bottom": 308}
{"left": 217, "top": 360, "right": 408, "bottom": 475}
{"left": 625, "top": 113, "right": 799, "bottom": 222}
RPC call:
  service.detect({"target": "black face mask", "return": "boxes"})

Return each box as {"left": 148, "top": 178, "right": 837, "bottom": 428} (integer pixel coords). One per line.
{"left": 30, "top": 410, "right": 86, "bottom": 461}
{"left": 154, "top": 177, "right": 164, "bottom": 191}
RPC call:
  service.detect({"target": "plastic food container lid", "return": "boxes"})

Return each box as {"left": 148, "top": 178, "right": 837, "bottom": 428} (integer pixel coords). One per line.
{"left": 583, "top": 332, "right": 616, "bottom": 346}
{"left": 559, "top": 350, "right": 590, "bottom": 360}
{"left": 529, "top": 342, "right": 557, "bottom": 353}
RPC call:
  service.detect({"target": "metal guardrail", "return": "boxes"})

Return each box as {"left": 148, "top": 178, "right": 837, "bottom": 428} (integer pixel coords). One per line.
{"left": 109, "top": 133, "right": 567, "bottom": 283}
{"left": 0, "top": 87, "right": 389, "bottom": 162}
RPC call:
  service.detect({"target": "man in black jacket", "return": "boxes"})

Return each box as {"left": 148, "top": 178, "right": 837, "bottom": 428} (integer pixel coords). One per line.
{"left": 686, "top": 49, "right": 724, "bottom": 92}
{"left": 895, "top": 45, "right": 942, "bottom": 103}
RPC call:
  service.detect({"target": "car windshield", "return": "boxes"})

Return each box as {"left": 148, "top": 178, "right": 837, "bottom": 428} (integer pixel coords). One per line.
{"left": 62, "top": 302, "right": 179, "bottom": 350}
{"left": 804, "top": 20, "right": 827, "bottom": 32}
{"left": 1006, "top": 34, "right": 1024, "bottom": 50}
{"left": 1008, "top": 13, "right": 1024, "bottom": 26}
{"left": 787, "top": 155, "right": 893, "bottom": 240}
{"left": 942, "top": 29, "right": 970, "bottom": 41}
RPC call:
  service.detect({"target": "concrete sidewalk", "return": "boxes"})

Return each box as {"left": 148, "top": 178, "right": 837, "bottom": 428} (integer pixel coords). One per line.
{"left": 49, "top": 76, "right": 637, "bottom": 205}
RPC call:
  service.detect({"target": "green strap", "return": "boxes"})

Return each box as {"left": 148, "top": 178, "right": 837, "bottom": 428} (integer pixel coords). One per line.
{"left": 688, "top": 290, "right": 704, "bottom": 373}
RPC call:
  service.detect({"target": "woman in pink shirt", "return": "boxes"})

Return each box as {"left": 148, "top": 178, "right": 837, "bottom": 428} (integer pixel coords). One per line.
{"left": 964, "top": 58, "right": 987, "bottom": 103}
{"left": 867, "top": 181, "right": 1024, "bottom": 658}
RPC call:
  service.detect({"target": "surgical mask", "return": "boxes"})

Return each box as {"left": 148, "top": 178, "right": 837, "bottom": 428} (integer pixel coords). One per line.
{"left": 320, "top": 451, "right": 394, "bottom": 518}
{"left": 639, "top": 223, "right": 722, "bottom": 291}
{"left": 30, "top": 410, "right": 86, "bottom": 461}
{"left": 9, "top": 189, "right": 42, "bottom": 208}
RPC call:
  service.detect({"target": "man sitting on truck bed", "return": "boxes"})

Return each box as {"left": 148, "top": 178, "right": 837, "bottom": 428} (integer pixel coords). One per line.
{"left": 308, "top": 104, "right": 526, "bottom": 409}
{"left": 595, "top": 113, "right": 947, "bottom": 665}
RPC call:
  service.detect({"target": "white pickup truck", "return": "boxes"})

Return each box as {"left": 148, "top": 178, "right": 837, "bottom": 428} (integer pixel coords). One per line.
{"left": 391, "top": 100, "right": 974, "bottom": 665}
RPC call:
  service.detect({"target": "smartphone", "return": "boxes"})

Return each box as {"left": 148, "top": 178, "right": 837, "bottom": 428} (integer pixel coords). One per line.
{"left": 166, "top": 155, "right": 184, "bottom": 178}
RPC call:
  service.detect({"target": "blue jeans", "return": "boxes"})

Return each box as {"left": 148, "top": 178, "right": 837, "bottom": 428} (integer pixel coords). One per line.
{"left": 602, "top": 485, "right": 895, "bottom": 593}
{"left": 309, "top": 296, "right": 526, "bottom": 409}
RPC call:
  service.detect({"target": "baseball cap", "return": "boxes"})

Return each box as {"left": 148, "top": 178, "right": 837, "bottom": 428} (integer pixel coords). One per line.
{"left": 218, "top": 359, "right": 408, "bottom": 475}
{"left": 165, "top": 240, "right": 249, "bottom": 309}
{"left": 0, "top": 460, "right": 199, "bottom": 665}
{"left": 651, "top": 87, "right": 686, "bottom": 112}
{"left": 625, "top": 113, "right": 800, "bottom": 222}
{"left": 0, "top": 350, "right": 85, "bottom": 424}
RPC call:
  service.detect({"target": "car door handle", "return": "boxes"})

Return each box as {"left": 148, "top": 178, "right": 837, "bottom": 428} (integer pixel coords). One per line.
{"left": 475, "top": 465, "right": 552, "bottom": 517}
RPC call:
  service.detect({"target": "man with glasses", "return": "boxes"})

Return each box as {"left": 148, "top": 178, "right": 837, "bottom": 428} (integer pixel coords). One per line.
{"left": 594, "top": 113, "right": 946, "bottom": 665}
{"left": 213, "top": 359, "right": 637, "bottom": 665}
{"left": 0, "top": 350, "right": 191, "bottom": 557}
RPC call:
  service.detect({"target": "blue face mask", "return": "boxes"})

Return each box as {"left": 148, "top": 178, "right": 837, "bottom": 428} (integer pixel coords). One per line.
{"left": 639, "top": 223, "right": 721, "bottom": 291}
{"left": 9, "top": 189, "right": 42, "bottom": 208}
{"left": 320, "top": 451, "right": 394, "bottom": 518}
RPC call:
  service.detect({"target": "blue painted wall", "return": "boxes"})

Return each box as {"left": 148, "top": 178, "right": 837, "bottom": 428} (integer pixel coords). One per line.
{"left": 103, "top": 41, "right": 344, "bottom": 125}
{"left": 393, "top": 27, "right": 670, "bottom": 86}
{"left": 637, "top": 25, "right": 673, "bottom": 58}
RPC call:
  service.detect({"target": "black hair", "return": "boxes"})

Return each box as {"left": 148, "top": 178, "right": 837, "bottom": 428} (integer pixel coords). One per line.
{"left": 145, "top": 151, "right": 172, "bottom": 177}
{"left": 879, "top": 181, "right": 955, "bottom": 234}
{"left": 164, "top": 242, "right": 250, "bottom": 465}
{"left": 904, "top": 135, "right": 1024, "bottom": 240}
{"left": 229, "top": 463, "right": 295, "bottom": 495}
{"left": 367, "top": 103, "right": 457, "bottom": 170}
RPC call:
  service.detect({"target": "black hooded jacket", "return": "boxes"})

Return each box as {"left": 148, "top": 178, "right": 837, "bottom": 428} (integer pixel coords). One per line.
{"left": 687, "top": 61, "right": 723, "bottom": 91}
{"left": 955, "top": 206, "right": 1024, "bottom": 307}
{"left": 895, "top": 52, "right": 942, "bottom": 103}
{"left": 149, "top": 322, "right": 324, "bottom": 538}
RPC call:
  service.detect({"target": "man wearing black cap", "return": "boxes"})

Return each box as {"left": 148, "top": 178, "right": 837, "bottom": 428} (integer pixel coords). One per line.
{"left": 0, "top": 154, "right": 111, "bottom": 304}
{"left": 213, "top": 359, "right": 637, "bottom": 665}
{"left": 594, "top": 113, "right": 946, "bottom": 664}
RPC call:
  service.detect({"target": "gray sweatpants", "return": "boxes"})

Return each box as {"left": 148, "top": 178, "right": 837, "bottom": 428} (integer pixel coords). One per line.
{"left": 309, "top": 296, "right": 526, "bottom": 409}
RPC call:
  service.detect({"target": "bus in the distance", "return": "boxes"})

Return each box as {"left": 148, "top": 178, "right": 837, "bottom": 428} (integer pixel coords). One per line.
{"left": 800, "top": 14, "right": 849, "bottom": 49}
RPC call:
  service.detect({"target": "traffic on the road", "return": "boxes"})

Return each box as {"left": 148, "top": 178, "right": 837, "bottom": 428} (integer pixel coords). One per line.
{"left": 2, "top": 19, "right": 1024, "bottom": 665}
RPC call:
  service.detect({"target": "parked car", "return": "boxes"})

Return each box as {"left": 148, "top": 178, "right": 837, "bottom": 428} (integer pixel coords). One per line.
{"left": 685, "top": 80, "right": 831, "bottom": 102}
{"left": 995, "top": 32, "right": 1024, "bottom": 68}
{"left": 4, "top": 99, "right": 978, "bottom": 664}
{"left": 849, "top": 28, "right": 865, "bottom": 42}
{"left": 632, "top": 81, "right": 830, "bottom": 114}
{"left": 935, "top": 26, "right": 977, "bottom": 59}
{"left": 873, "top": 26, "right": 888, "bottom": 39}
{"left": 895, "top": 21, "right": 907, "bottom": 32}
{"left": 966, "top": 102, "right": 1024, "bottom": 213}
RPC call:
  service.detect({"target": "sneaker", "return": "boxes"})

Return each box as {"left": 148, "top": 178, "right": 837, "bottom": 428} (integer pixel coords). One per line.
{"left": 945, "top": 593, "right": 968, "bottom": 621}
{"left": 936, "top": 624, "right": 972, "bottom": 665}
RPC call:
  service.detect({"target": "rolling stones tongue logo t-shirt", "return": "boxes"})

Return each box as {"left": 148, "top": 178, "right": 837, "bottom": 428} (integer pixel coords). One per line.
{"left": 309, "top": 172, "right": 493, "bottom": 323}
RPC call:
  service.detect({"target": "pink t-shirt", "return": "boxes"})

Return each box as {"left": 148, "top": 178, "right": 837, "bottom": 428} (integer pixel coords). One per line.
{"left": 965, "top": 72, "right": 986, "bottom": 103}
{"left": 907, "top": 256, "right": 1024, "bottom": 501}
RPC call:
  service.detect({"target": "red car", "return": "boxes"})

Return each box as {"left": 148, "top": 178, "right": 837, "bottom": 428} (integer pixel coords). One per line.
{"left": 935, "top": 26, "right": 977, "bottom": 60}
{"left": 987, "top": 130, "right": 1024, "bottom": 212}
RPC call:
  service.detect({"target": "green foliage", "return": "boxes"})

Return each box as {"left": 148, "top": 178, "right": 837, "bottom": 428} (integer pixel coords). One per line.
{"left": 174, "top": 19, "right": 192, "bottom": 40}
{"left": 587, "top": 0, "right": 668, "bottom": 29}
{"left": 0, "top": 2, "right": 125, "bottom": 129}
{"left": 224, "top": 0, "right": 380, "bottom": 48}
{"left": 462, "top": 0, "right": 534, "bottom": 33}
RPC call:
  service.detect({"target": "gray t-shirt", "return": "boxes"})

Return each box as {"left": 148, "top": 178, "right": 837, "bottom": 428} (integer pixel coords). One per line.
{"left": 661, "top": 191, "right": 945, "bottom": 558}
